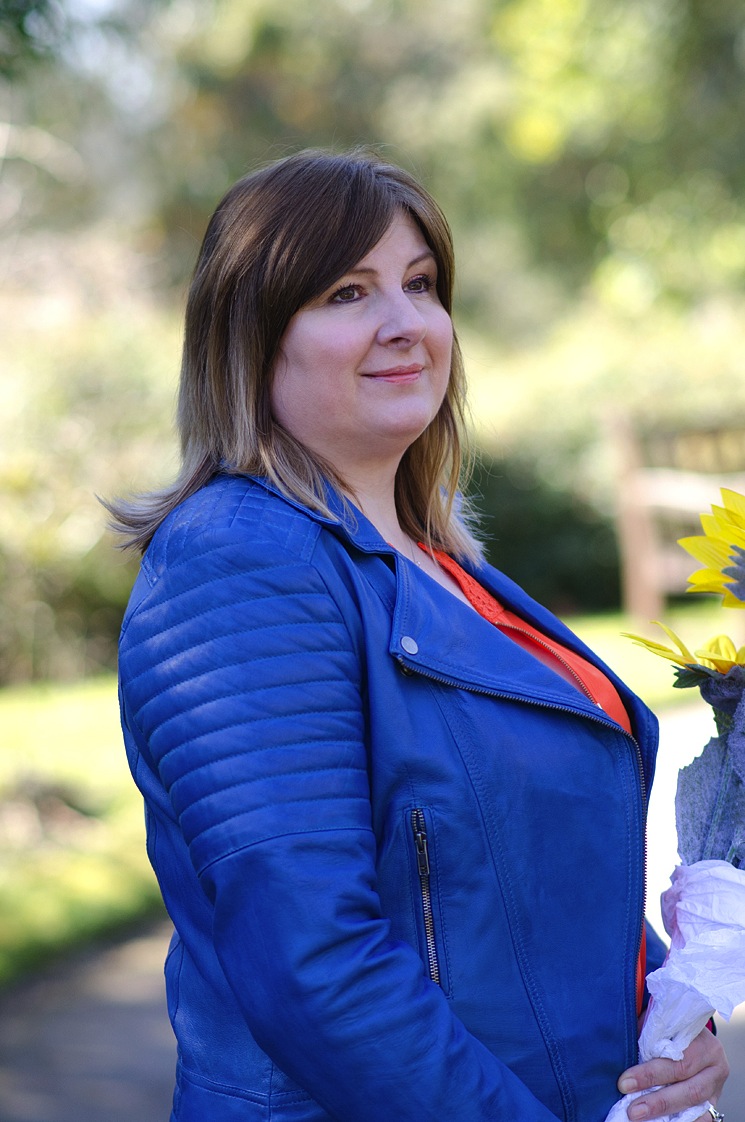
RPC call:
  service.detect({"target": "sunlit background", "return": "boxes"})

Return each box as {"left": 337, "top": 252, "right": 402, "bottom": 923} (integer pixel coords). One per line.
{"left": 2, "top": 0, "right": 745, "bottom": 1114}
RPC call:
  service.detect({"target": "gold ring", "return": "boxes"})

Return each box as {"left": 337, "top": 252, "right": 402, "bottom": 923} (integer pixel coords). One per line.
{"left": 708, "top": 1107, "right": 724, "bottom": 1122}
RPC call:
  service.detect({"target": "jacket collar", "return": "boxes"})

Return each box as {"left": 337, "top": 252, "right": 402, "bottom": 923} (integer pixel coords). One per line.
{"left": 245, "top": 473, "right": 656, "bottom": 752}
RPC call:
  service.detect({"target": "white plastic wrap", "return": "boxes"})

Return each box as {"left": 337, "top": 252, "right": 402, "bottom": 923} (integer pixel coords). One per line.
{"left": 605, "top": 860, "right": 745, "bottom": 1122}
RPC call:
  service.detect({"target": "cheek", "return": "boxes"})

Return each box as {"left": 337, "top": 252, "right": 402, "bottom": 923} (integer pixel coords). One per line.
{"left": 269, "top": 357, "right": 309, "bottom": 433}
{"left": 433, "top": 314, "right": 454, "bottom": 374}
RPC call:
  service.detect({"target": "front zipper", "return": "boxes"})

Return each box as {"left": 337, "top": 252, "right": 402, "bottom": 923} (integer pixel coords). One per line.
{"left": 411, "top": 808, "right": 441, "bottom": 986}
{"left": 496, "top": 619, "right": 602, "bottom": 709}
{"left": 483, "top": 623, "right": 651, "bottom": 993}
{"left": 398, "top": 654, "right": 649, "bottom": 1029}
{"left": 396, "top": 653, "right": 648, "bottom": 806}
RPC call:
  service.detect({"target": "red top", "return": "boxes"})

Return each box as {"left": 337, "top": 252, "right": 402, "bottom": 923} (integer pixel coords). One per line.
{"left": 428, "top": 548, "right": 645, "bottom": 1014}
{"left": 430, "top": 549, "right": 632, "bottom": 735}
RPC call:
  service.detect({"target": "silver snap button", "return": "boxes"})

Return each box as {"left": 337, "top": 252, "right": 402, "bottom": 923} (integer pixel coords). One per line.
{"left": 401, "top": 636, "right": 419, "bottom": 655}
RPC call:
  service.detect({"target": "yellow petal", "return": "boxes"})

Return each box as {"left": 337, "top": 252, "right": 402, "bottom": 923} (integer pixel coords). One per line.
{"left": 709, "top": 508, "right": 745, "bottom": 548}
{"left": 721, "top": 488, "right": 745, "bottom": 529}
{"left": 678, "top": 535, "right": 733, "bottom": 570}
{"left": 652, "top": 621, "right": 696, "bottom": 662}
{"left": 699, "top": 655, "right": 735, "bottom": 672}
{"left": 621, "top": 623, "right": 697, "bottom": 668}
{"left": 722, "top": 589, "right": 745, "bottom": 610}
{"left": 685, "top": 568, "right": 730, "bottom": 593}
{"left": 700, "top": 634, "right": 737, "bottom": 661}
{"left": 700, "top": 512, "right": 724, "bottom": 537}
{"left": 692, "top": 633, "right": 745, "bottom": 671}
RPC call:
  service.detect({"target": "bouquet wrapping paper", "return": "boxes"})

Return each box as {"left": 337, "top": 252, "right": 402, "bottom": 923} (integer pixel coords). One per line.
{"left": 606, "top": 488, "right": 745, "bottom": 1121}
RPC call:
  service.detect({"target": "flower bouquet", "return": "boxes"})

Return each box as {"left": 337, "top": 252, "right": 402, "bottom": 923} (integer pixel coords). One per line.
{"left": 606, "top": 488, "right": 745, "bottom": 1122}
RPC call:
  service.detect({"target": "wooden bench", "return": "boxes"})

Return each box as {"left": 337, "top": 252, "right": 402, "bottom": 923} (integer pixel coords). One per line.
{"left": 611, "top": 417, "right": 745, "bottom": 621}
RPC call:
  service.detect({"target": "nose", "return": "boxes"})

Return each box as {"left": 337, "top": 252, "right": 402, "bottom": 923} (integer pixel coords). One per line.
{"left": 376, "top": 289, "right": 427, "bottom": 347}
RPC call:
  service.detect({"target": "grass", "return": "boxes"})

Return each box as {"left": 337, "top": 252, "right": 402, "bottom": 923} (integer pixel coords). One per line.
{"left": 0, "top": 598, "right": 731, "bottom": 984}
{"left": 0, "top": 676, "right": 164, "bottom": 985}
{"left": 567, "top": 598, "right": 732, "bottom": 711}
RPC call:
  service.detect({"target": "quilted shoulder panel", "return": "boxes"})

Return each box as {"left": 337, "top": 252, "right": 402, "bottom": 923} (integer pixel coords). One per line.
{"left": 146, "top": 475, "right": 323, "bottom": 577}
{"left": 119, "top": 483, "right": 371, "bottom": 877}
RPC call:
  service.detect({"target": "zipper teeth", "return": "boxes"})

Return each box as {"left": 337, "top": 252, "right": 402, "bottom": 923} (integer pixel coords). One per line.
{"left": 497, "top": 620, "right": 600, "bottom": 707}
{"left": 397, "top": 655, "right": 647, "bottom": 798}
{"left": 400, "top": 656, "right": 648, "bottom": 1014}
{"left": 411, "top": 809, "right": 441, "bottom": 987}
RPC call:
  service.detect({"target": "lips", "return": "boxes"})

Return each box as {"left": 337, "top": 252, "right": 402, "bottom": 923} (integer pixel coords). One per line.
{"left": 362, "top": 364, "right": 424, "bottom": 382}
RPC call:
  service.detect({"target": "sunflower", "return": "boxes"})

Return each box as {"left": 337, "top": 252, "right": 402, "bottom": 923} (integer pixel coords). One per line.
{"left": 694, "top": 633, "right": 745, "bottom": 673}
{"left": 622, "top": 621, "right": 697, "bottom": 668}
{"left": 623, "top": 622, "right": 745, "bottom": 675}
{"left": 678, "top": 488, "right": 745, "bottom": 608}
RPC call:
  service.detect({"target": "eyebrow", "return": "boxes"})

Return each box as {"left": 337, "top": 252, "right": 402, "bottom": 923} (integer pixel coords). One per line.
{"left": 347, "top": 249, "right": 436, "bottom": 277}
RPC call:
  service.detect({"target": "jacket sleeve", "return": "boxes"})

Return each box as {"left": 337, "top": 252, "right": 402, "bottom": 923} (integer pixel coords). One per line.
{"left": 120, "top": 524, "right": 561, "bottom": 1122}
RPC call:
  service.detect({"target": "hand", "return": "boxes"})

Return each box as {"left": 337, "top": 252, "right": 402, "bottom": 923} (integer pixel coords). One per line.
{"left": 617, "top": 1028, "right": 729, "bottom": 1120}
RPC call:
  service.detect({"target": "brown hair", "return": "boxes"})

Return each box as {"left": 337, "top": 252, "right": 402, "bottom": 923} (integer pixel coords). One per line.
{"left": 107, "top": 148, "right": 482, "bottom": 560}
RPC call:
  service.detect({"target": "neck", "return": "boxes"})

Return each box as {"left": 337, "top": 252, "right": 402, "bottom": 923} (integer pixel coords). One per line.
{"left": 342, "top": 464, "right": 410, "bottom": 550}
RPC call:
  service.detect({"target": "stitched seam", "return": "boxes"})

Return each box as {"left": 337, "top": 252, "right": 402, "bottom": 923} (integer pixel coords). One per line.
{"left": 154, "top": 709, "right": 360, "bottom": 767}
{"left": 426, "top": 683, "right": 576, "bottom": 1117}
{"left": 231, "top": 486, "right": 322, "bottom": 564}
{"left": 428, "top": 808, "right": 454, "bottom": 999}
{"left": 188, "top": 789, "right": 370, "bottom": 845}
{"left": 197, "top": 824, "right": 373, "bottom": 877}
{"left": 267, "top": 1058, "right": 274, "bottom": 1120}
{"left": 139, "top": 573, "right": 331, "bottom": 612}
{"left": 141, "top": 554, "right": 157, "bottom": 585}
{"left": 176, "top": 761, "right": 368, "bottom": 810}
{"left": 125, "top": 624, "right": 349, "bottom": 692}
{"left": 163, "top": 535, "right": 297, "bottom": 577}
{"left": 133, "top": 666, "right": 355, "bottom": 715}
{"left": 126, "top": 593, "right": 341, "bottom": 658}
{"left": 177, "top": 1063, "right": 267, "bottom": 1105}
{"left": 165, "top": 937, "right": 184, "bottom": 1022}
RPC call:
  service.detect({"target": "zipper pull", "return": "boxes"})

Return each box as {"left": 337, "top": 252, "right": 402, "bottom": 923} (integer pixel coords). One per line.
{"left": 413, "top": 814, "right": 430, "bottom": 876}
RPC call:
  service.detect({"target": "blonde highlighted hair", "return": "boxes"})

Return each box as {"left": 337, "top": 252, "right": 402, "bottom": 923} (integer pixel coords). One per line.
{"left": 106, "top": 148, "right": 482, "bottom": 561}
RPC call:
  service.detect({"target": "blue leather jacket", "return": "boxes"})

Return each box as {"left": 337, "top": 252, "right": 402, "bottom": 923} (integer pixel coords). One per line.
{"left": 118, "top": 472, "right": 664, "bottom": 1122}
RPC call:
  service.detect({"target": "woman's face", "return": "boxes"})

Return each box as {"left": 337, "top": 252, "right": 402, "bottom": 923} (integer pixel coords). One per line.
{"left": 270, "top": 211, "right": 453, "bottom": 483}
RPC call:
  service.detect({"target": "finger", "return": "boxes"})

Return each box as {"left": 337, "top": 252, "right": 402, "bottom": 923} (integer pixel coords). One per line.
{"left": 625, "top": 1083, "right": 709, "bottom": 1121}
{"left": 619, "top": 1028, "right": 728, "bottom": 1097}
{"left": 618, "top": 1053, "right": 699, "bottom": 1095}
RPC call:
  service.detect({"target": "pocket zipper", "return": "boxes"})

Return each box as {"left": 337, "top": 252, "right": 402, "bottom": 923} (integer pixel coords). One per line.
{"left": 411, "top": 808, "right": 441, "bottom": 986}
{"left": 399, "top": 654, "right": 648, "bottom": 1050}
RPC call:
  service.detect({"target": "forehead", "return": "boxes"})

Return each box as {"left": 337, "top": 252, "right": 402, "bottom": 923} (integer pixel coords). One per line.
{"left": 350, "top": 211, "right": 434, "bottom": 271}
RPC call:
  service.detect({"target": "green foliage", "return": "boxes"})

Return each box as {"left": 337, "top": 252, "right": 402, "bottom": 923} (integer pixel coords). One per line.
{"left": 0, "top": 239, "right": 180, "bottom": 682}
{"left": 468, "top": 451, "right": 620, "bottom": 613}
{"left": 0, "top": 676, "right": 164, "bottom": 984}
{"left": 673, "top": 665, "right": 717, "bottom": 690}
{"left": 0, "top": 0, "right": 59, "bottom": 75}
{"left": 9, "top": 0, "right": 745, "bottom": 320}
{"left": 3, "top": 0, "right": 745, "bottom": 681}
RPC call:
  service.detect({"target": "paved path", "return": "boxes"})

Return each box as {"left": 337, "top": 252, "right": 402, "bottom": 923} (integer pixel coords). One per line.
{"left": 0, "top": 923, "right": 175, "bottom": 1121}
{"left": 0, "top": 702, "right": 743, "bottom": 1121}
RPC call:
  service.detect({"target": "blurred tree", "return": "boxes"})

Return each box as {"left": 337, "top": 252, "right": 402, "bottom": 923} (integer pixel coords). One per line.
{"left": 6, "top": 0, "right": 745, "bottom": 322}
{"left": 0, "top": 0, "right": 59, "bottom": 75}
{"left": 4, "top": 0, "right": 745, "bottom": 681}
{"left": 100, "top": 0, "right": 745, "bottom": 333}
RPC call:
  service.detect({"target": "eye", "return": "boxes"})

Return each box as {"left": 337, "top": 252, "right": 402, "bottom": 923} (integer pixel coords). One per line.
{"left": 329, "top": 283, "right": 364, "bottom": 304}
{"left": 405, "top": 273, "right": 435, "bottom": 294}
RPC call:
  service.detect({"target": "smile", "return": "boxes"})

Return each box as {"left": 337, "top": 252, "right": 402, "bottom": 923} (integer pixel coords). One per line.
{"left": 362, "top": 364, "right": 424, "bottom": 383}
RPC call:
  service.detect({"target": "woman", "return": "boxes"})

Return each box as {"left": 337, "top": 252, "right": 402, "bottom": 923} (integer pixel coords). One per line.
{"left": 111, "top": 149, "right": 728, "bottom": 1121}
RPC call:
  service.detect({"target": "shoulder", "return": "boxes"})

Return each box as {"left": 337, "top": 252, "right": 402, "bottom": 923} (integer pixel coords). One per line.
{"left": 143, "top": 474, "right": 325, "bottom": 581}
{"left": 121, "top": 474, "right": 371, "bottom": 645}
